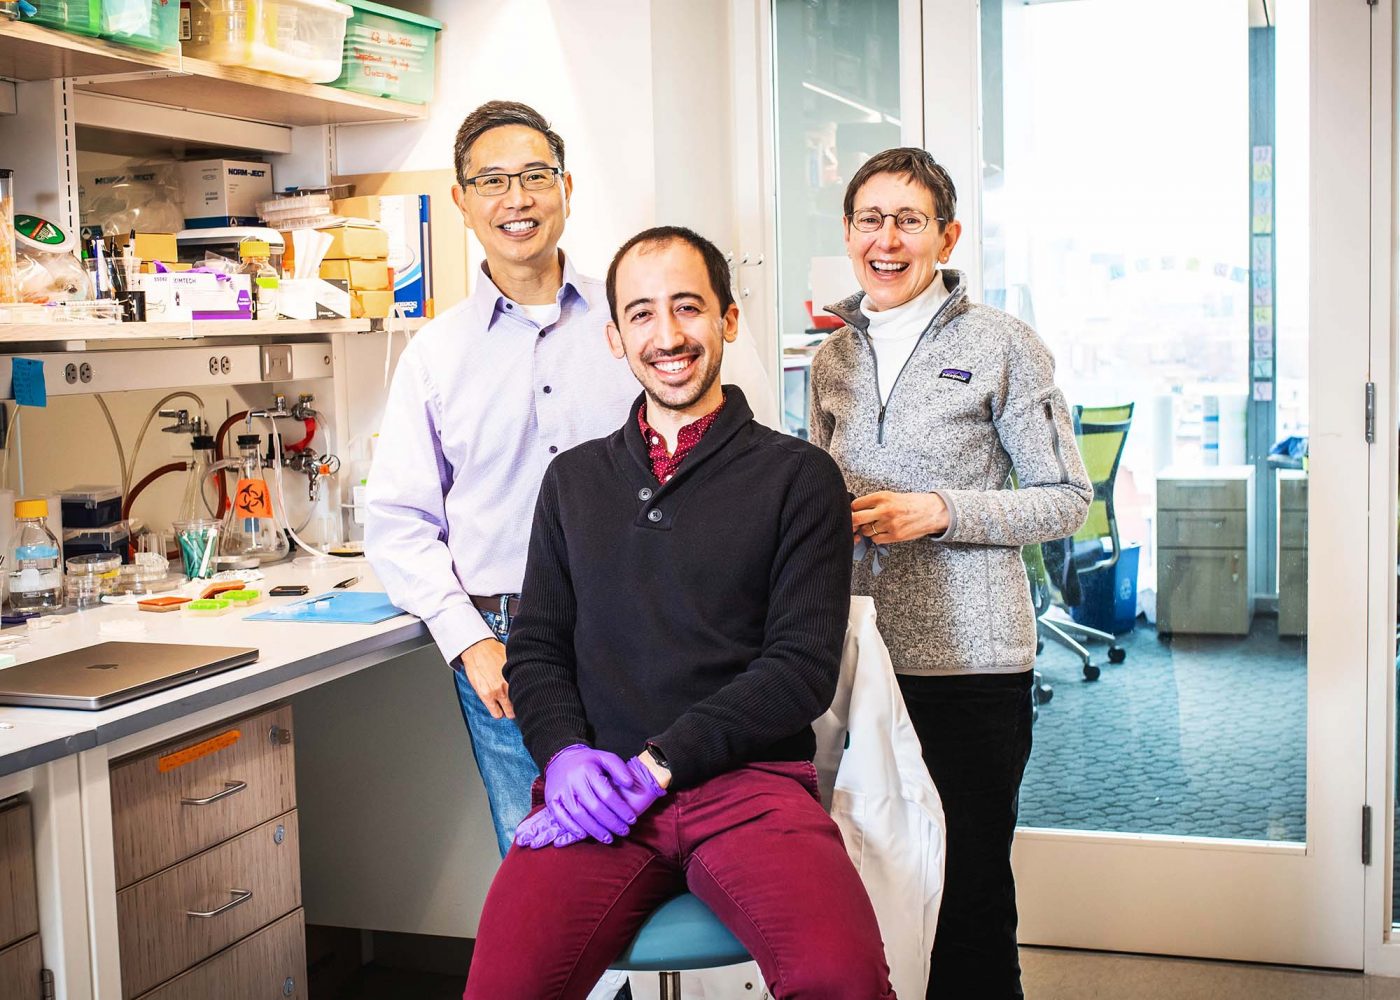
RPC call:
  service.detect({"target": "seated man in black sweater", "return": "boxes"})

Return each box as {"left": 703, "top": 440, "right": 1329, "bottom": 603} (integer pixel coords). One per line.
{"left": 462, "top": 226, "right": 896, "bottom": 1000}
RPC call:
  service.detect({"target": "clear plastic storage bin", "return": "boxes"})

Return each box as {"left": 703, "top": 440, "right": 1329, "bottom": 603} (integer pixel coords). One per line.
{"left": 330, "top": 0, "right": 441, "bottom": 104}
{"left": 28, "top": 0, "right": 102, "bottom": 37}
{"left": 101, "top": 0, "right": 180, "bottom": 51}
{"left": 185, "top": 0, "right": 353, "bottom": 83}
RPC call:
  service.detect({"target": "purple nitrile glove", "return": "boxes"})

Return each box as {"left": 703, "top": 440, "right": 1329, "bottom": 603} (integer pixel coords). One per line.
{"left": 513, "top": 756, "right": 666, "bottom": 851}
{"left": 615, "top": 755, "right": 666, "bottom": 816}
{"left": 513, "top": 809, "right": 582, "bottom": 850}
{"left": 543, "top": 744, "right": 641, "bottom": 845}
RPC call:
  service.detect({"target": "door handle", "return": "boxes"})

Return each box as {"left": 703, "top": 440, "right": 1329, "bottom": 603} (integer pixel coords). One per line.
{"left": 186, "top": 888, "right": 252, "bottom": 919}
{"left": 181, "top": 779, "right": 246, "bottom": 806}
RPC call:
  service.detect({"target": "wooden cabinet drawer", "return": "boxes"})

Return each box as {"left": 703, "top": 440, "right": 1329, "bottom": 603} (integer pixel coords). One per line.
{"left": 0, "top": 934, "right": 42, "bottom": 1000}
{"left": 118, "top": 811, "right": 301, "bottom": 999}
{"left": 1157, "top": 547, "right": 1252, "bottom": 635}
{"left": 111, "top": 704, "right": 295, "bottom": 888}
{"left": 1157, "top": 477, "right": 1248, "bottom": 511}
{"left": 134, "top": 909, "right": 306, "bottom": 1000}
{"left": 1279, "top": 510, "right": 1308, "bottom": 550}
{"left": 1157, "top": 509, "right": 1248, "bottom": 548}
{"left": 0, "top": 800, "right": 38, "bottom": 950}
{"left": 1278, "top": 548, "right": 1309, "bottom": 638}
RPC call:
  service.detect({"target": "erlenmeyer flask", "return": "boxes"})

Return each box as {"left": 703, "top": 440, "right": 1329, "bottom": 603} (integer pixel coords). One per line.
{"left": 219, "top": 433, "right": 289, "bottom": 564}
{"left": 178, "top": 433, "right": 216, "bottom": 523}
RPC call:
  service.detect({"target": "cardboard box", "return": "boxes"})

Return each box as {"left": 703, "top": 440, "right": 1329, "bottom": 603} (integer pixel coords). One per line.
{"left": 113, "top": 232, "right": 179, "bottom": 263}
{"left": 179, "top": 159, "right": 273, "bottom": 228}
{"left": 379, "top": 193, "right": 432, "bottom": 318}
{"left": 351, "top": 289, "right": 394, "bottom": 319}
{"left": 139, "top": 261, "right": 192, "bottom": 273}
{"left": 319, "top": 258, "right": 391, "bottom": 291}
{"left": 317, "top": 223, "right": 388, "bottom": 260}
{"left": 331, "top": 196, "right": 381, "bottom": 222}
{"left": 135, "top": 271, "right": 253, "bottom": 321}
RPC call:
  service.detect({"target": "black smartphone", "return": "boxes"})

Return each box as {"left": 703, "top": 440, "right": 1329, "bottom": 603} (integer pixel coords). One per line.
{"left": 269, "top": 585, "right": 310, "bottom": 597}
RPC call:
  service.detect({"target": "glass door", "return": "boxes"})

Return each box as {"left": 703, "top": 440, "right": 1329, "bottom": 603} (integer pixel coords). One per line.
{"left": 1367, "top": 0, "right": 1400, "bottom": 975}
{"left": 969, "top": 0, "right": 1371, "bottom": 967}
{"left": 768, "top": 0, "right": 923, "bottom": 439}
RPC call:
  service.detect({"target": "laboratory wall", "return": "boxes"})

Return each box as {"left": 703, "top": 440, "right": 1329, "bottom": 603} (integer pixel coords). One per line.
{"left": 334, "top": 0, "right": 661, "bottom": 284}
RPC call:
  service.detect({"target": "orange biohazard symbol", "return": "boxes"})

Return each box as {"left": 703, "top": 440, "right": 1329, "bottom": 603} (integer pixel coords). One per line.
{"left": 234, "top": 478, "right": 273, "bottom": 518}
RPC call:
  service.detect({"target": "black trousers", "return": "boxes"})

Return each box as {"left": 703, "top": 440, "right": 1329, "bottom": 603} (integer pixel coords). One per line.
{"left": 897, "top": 670, "right": 1034, "bottom": 1000}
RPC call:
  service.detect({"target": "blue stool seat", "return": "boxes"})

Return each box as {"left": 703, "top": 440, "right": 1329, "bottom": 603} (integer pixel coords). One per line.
{"left": 611, "top": 893, "right": 750, "bottom": 973}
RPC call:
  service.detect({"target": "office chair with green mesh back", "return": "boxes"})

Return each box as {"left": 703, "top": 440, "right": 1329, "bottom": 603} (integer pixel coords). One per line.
{"left": 1037, "top": 403, "right": 1135, "bottom": 680}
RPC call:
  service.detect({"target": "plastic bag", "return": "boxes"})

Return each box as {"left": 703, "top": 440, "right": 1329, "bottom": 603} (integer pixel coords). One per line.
{"left": 78, "top": 162, "right": 184, "bottom": 238}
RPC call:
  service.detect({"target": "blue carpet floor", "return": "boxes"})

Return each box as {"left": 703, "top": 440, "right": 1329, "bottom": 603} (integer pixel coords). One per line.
{"left": 1021, "top": 616, "right": 1307, "bottom": 842}
{"left": 1021, "top": 615, "right": 1400, "bottom": 921}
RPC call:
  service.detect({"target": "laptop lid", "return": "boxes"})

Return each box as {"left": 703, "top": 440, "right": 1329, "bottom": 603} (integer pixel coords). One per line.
{"left": 0, "top": 641, "right": 260, "bottom": 710}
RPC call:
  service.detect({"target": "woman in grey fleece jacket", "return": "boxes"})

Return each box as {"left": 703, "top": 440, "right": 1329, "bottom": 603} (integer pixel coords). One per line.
{"left": 809, "top": 148, "right": 1091, "bottom": 1000}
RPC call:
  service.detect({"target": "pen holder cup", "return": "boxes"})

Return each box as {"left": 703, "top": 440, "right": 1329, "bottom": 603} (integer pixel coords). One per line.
{"left": 174, "top": 519, "right": 220, "bottom": 579}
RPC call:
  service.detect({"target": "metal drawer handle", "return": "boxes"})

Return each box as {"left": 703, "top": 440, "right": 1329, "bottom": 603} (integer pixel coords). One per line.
{"left": 186, "top": 887, "right": 252, "bottom": 919}
{"left": 180, "top": 779, "right": 247, "bottom": 806}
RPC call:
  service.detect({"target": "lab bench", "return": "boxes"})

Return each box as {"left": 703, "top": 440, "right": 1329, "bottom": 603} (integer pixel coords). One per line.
{"left": 0, "top": 560, "right": 496, "bottom": 1000}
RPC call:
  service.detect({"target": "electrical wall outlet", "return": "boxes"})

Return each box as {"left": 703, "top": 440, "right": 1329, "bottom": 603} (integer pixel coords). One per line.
{"left": 261, "top": 344, "right": 294, "bottom": 382}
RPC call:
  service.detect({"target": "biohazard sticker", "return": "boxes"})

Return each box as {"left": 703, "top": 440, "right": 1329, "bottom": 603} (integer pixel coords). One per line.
{"left": 234, "top": 478, "right": 273, "bottom": 518}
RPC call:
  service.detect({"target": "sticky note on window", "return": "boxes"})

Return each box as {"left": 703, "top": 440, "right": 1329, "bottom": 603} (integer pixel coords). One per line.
{"left": 11, "top": 359, "right": 46, "bottom": 408}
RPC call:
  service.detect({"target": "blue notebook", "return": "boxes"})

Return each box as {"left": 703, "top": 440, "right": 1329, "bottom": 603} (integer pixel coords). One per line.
{"left": 245, "top": 591, "right": 407, "bottom": 624}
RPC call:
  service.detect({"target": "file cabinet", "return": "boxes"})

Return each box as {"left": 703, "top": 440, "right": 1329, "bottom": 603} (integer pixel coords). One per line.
{"left": 0, "top": 798, "right": 42, "bottom": 1000}
{"left": 1156, "top": 467, "right": 1255, "bottom": 635}
{"left": 1277, "top": 471, "right": 1308, "bottom": 638}
{"left": 110, "top": 704, "right": 304, "bottom": 1000}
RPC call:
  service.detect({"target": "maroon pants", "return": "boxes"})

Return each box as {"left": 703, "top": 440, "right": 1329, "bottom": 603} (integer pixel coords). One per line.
{"left": 463, "top": 761, "right": 897, "bottom": 1000}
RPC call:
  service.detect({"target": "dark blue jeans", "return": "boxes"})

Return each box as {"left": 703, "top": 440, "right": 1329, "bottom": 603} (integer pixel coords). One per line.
{"left": 898, "top": 670, "right": 1034, "bottom": 1000}
{"left": 451, "top": 606, "right": 539, "bottom": 858}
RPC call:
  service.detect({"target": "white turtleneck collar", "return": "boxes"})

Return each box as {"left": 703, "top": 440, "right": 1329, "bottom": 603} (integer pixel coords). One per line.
{"left": 858, "top": 272, "right": 950, "bottom": 405}
{"left": 859, "top": 270, "right": 949, "bottom": 340}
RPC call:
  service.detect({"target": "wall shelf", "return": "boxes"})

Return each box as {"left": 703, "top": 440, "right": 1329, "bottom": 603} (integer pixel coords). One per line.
{"left": 0, "top": 318, "right": 371, "bottom": 347}
{"left": 80, "top": 58, "right": 429, "bottom": 127}
{"left": 0, "top": 21, "right": 428, "bottom": 128}
{"left": 0, "top": 20, "right": 180, "bottom": 81}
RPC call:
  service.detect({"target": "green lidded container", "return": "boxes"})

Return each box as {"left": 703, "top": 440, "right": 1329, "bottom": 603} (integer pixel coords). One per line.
{"left": 27, "top": 0, "right": 103, "bottom": 37}
{"left": 329, "top": 0, "right": 441, "bottom": 105}
{"left": 99, "top": 0, "right": 180, "bottom": 52}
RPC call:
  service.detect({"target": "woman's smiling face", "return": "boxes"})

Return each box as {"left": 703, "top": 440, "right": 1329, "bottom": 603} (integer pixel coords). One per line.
{"left": 844, "top": 172, "right": 960, "bottom": 312}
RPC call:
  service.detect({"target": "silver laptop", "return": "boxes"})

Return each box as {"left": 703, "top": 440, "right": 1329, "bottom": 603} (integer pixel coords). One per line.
{"left": 0, "top": 641, "right": 259, "bottom": 710}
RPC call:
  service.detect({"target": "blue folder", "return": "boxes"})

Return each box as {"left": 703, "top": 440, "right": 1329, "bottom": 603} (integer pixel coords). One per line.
{"left": 245, "top": 591, "right": 407, "bottom": 624}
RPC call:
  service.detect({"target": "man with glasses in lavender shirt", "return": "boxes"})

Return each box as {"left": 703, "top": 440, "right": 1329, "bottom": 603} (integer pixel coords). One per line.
{"left": 366, "top": 100, "right": 641, "bottom": 863}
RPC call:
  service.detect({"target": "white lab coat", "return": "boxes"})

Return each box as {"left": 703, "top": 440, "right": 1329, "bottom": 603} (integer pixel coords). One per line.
{"left": 627, "top": 597, "right": 945, "bottom": 1000}
{"left": 813, "top": 596, "right": 945, "bottom": 1000}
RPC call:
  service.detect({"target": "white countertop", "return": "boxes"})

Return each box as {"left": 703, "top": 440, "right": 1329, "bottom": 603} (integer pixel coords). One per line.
{"left": 0, "top": 557, "right": 430, "bottom": 776}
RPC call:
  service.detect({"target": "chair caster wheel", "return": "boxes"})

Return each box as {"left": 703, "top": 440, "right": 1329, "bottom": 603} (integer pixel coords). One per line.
{"left": 1108, "top": 646, "right": 1127, "bottom": 664}
{"left": 1083, "top": 664, "right": 1101, "bottom": 681}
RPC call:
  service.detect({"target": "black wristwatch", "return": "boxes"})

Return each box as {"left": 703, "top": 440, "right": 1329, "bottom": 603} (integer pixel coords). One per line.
{"left": 644, "top": 742, "right": 670, "bottom": 771}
